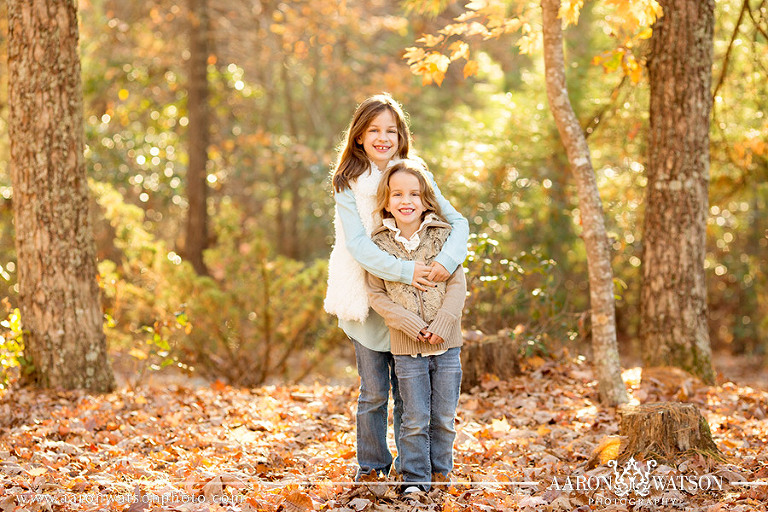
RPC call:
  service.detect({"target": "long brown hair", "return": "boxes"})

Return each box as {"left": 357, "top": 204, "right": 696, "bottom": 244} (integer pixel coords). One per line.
{"left": 332, "top": 94, "right": 411, "bottom": 193}
{"left": 375, "top": 160, "right": 444, "bottom": 222}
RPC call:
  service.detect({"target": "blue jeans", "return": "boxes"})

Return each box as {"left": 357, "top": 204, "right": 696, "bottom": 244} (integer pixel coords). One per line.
{"left": 394, "top": 347, "right": 462, "bottom": 490}
{"left": 352, "top": 339, "right": 403, "bottom": 479}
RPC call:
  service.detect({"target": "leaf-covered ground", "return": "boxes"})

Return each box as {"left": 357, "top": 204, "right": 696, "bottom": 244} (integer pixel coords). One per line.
{"left": 1, "top": 354, "right": 767, "bottom": 512}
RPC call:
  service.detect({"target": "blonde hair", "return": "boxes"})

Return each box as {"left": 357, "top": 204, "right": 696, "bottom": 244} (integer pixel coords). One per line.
{"left": 331, "top": 93, "right": 412, "bottom": 193}
{"left": 375, "top": 160, "right": 444, "bottom": 222}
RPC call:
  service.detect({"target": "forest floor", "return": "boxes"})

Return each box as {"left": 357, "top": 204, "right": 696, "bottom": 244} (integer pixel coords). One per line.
{"left": 1, "top": 351, "right": 767, "bottom": 512}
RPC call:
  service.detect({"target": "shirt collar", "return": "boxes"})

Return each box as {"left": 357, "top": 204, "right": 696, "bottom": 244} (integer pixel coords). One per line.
{"left": 382, "top": 213, "right": 438, "bottom": 251}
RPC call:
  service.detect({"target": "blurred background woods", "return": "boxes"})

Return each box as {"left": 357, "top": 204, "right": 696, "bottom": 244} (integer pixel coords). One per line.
{"left": 0, "top": 0, "right": 766, "bottom": 387}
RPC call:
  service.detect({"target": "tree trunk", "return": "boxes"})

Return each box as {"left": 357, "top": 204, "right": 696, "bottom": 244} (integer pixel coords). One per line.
{"left": 460, "top": 332, "right": 521, "bottom": 389}
{"left": 7, "top": 0, "right": 115, "bottom": 391}
{"left": 618, "top": 402, "right": 722, "bottom": 462}
{"left": 641, "top": 0, "right": 715, "bottom": 384}
{"left": 185, "top": 0, "right": 211, "bottom": 275}
{"left": 277, "top": 60, "right": 300, "bottom": 259}
{"left": 540, "top": 0, "right": 628, "bottom": 405}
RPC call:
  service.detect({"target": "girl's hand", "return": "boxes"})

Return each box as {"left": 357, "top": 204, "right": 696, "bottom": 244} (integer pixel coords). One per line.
{"left": 427, "top": 262, "right": 450, "bottom": 282}
{"left": 418, "top": 328, "right": 431, "bottom": 343}
{"left": 411, "top": 261, "right": 435, "bottom": 291}
{"left": 427, "top": 332, "right": 444, "bottom": 345}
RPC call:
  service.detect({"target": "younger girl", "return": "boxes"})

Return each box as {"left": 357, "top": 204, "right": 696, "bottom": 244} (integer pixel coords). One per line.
{"left": 324, "top": 94, "right": 468, "bottom": 480}
{"left": 365, "top": 160, "right": 465, "bottom": 494}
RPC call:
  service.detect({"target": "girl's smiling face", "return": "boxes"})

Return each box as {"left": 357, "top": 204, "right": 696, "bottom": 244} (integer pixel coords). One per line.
{"left": 385, "top": 170, "right": 426, "bottom": 235}
{"left": 357, "top": 109, "right": 399, "bottom": 170}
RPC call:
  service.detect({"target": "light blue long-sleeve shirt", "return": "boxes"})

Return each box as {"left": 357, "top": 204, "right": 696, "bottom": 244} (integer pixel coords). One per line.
{"left": 336, "top": 170, "right": 469, "bottom": 352}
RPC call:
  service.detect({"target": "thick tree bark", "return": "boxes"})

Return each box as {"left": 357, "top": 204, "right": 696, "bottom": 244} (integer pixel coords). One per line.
{"left": 642, "top": 0, "right": 715, "bottom": 384}
{"left": 7, "top": 0, "right": 115, "bottom": 391}
{"left": 541, "top": 0, "right": 627, "bottom": 405}
{"left": 185, "top": 0, "right": 211, "bottom": 275}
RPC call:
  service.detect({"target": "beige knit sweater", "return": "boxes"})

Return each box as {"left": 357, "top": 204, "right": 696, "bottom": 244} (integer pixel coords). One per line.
{"left": 365, "top": 218, "right": 466, "bottom": 356}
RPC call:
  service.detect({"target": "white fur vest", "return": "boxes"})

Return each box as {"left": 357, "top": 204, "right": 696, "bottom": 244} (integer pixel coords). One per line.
{"left": 323, "top": 166, "right": 383, "bottom": 322}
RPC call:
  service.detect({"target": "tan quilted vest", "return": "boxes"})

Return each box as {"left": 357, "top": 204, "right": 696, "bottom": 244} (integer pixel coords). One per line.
{"left": 369, "top": 219, "right": 451, "bottom": 322}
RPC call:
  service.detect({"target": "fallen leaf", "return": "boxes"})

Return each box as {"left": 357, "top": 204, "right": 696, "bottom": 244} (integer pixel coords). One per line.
{"left": 348, "top": 497, "right": 371, "bottom": 511}
{"left": 126, "top": 485, "right": 149, "bottom": 512}
{"left": 518, "top": 495, "right": 547, "bottom": 508}
{"left": 587, "top": 435, "right": 622, "bottom": 467}
{"left": 27, "top": 467, "right": 47, "bottom": 477}
{"left": 282, "top": 490, "right": 314, "bottom": 512}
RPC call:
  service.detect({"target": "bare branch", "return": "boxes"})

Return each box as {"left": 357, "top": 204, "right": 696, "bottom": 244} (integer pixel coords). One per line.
{"left": 747, "top": 0, "right": 768, "bottom": 40}
{"left": 712, "top": 0, "right": 750, "bottom": 106}
{"left": 583, "top": 75, "right": 628, "bottom": 140}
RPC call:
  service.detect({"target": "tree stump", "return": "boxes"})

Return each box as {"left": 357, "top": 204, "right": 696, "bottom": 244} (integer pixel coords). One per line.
{"left": 460, "top": 331, "right": 521, "bottom": 389}
{"left": 618, "top": 402, "right": 723, "bottom": 462}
